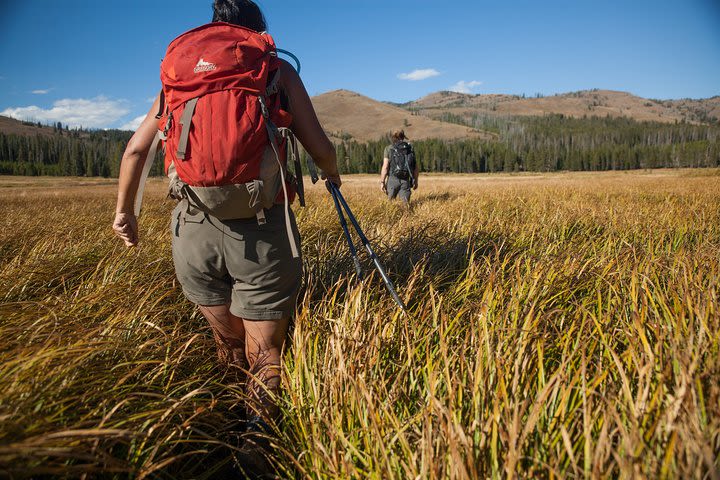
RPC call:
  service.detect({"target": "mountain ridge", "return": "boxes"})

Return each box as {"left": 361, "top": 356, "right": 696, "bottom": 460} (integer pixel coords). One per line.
{"left": 402, "top": 89, "right": 720, "bottom": 126}
{"left": 1, "top": 89, "right": 718, "bottom": 143}
{"left": 309, "top": 88, "right": 719, "bottom": 143}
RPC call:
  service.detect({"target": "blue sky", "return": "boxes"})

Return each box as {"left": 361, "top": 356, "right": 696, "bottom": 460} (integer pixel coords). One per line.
{"left": 0, "top": 0, "right": 718, "bottom": 130}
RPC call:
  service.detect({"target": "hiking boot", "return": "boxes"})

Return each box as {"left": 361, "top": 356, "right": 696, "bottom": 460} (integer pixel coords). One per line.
{"left": 232, "top": 417, "right": 279, "bottom": 479}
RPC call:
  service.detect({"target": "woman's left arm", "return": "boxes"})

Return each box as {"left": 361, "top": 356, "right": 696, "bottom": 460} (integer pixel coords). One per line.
{"left": 113, "top": 94, "right": 161, "bottom": 247}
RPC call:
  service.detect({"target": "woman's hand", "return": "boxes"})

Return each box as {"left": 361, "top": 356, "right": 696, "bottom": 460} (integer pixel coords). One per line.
{"left": 322, "top": 171, "right": 342, "bottom": 191}
{"left": 113, "top": 212, "right": 139, "bottom": 247}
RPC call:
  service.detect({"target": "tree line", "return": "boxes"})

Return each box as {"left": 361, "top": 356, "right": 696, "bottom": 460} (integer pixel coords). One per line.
{"left": 332, "top": 115, "right": 719, "bottom": 174}
{"left": 0, "top": 114, "right": 718, "bottom": 177}
{"left": 0, "top": 127, "right": 165, "bottom": 177}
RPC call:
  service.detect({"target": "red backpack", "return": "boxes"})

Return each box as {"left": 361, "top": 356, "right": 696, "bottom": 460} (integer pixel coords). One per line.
{"left": 138, "top": 22, "right": 303, "bottom": 257}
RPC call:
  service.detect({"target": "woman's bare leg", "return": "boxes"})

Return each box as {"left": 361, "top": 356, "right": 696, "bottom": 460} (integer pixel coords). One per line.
{"left": 199, "top": 305, "right": 289, "bottom": 423}
{"left": 199, "top": 305, "right": 247, "bottom": 371}
{"left": 242, "top": 317, "right": 290, "bottom": 423}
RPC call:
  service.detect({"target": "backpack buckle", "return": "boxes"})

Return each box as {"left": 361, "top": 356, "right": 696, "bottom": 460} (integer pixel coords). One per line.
{"left": 162, "top": 112, "right": 173, "bottom": 138}
{"left": 258, "top": 96, "right": 270, "bottom": 119}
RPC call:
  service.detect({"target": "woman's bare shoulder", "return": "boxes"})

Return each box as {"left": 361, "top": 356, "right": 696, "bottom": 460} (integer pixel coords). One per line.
{"left": 277, "top": 57, "right": 313, "bottom": 114}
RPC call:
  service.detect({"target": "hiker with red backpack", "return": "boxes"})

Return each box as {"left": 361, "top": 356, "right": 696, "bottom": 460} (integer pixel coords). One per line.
{"left": 380, "top": 129, "right": 419, "bottom": 204}
{"left": 112, "top": 0, "right": 340, "bottom": 471}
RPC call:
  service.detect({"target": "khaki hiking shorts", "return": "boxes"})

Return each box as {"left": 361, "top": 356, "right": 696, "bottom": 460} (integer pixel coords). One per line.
{"left": 170, "top": 201, "right": 303, "bottom": 320}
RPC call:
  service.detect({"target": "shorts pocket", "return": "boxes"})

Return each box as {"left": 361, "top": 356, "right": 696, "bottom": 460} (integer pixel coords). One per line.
{"left": 183, "top": 207, "right": 206, "bottom": 224}
{"left": 171, "top": 202, "right": 206, "bottom": 237}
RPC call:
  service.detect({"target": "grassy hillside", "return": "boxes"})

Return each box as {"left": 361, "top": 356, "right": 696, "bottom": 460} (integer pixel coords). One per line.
{"left": 0, "top": 116, "right": 58, "bottom": 137}
{"left": 311, "top": 90, "right": 496, "bottom": 142}
{"left": 405, "top": 89, "right": 720, "bottom": 125}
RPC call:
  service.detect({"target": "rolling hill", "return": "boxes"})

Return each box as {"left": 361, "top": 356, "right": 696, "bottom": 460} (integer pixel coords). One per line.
{"left": 310, "top": 89, "right": 496, "bottom": 142}
{"left": 403, "top": 89, "right": 720, "bottom": 126}
{"left": 0, "top": 115, "right": 57, "bottom": 137}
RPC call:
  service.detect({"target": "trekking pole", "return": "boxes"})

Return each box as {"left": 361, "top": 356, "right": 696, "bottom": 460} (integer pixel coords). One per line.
{"left": 306, "top": 156, "right": 362, "bottom": 278}
{"left": 328, "top": 182, "right": 407, "bottom": 312}
{"left": 330, "top": 188, "right": 363, "bottom": 279}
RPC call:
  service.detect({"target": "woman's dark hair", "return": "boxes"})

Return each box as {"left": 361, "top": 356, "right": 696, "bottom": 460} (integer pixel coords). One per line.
{"left": 212, "top": 0, "right": 267, "bottom": 31}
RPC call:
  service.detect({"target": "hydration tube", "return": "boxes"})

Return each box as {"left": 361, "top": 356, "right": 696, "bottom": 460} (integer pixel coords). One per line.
{"left": 276, "top": 48, "right": 301, "bottom": 73}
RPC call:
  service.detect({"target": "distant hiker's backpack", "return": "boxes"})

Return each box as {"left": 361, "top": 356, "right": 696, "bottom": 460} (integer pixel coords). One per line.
{"left": 151, "top": 22, "right": 303, "bottom": 256}
{"left": 389, "top": 141, "right": 416, "bottom": 181}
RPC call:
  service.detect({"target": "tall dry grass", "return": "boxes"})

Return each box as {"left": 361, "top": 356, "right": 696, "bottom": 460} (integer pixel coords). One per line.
{"left": 0, "top": 170, "right": 718, "bottom": 479}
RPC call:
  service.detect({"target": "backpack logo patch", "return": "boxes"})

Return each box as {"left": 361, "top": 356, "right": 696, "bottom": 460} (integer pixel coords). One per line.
{"left": 193, "top": 58, "right": 217, "bottom": 73}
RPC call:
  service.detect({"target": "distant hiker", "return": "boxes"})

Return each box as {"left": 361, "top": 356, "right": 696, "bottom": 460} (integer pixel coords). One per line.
{"left": 380, "top": 129, "right": 418, "bottom": 204}
{"left": 112, "top": 0, "right": 340, "bottom": 474}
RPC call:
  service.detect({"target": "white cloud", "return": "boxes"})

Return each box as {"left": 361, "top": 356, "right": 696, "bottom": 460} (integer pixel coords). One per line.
{"left": 449, "top": 80, "right": 483, "bottom": 94}
{"left": 31, "top": 89, "right": 51, "bottom": 94}
{"left": 120, "top": 115, "right": 147, "bottom": 131}
{"left": 397, "top": 69, "right": 441, "bottom": 81}
{"left": 1, "top": 96, "right": 130, "bottom": 129}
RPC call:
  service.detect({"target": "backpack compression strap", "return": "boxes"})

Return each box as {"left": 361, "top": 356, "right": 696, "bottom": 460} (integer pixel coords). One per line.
{"left": 259, "top": 96, "right": 300, "bottom": 259}
{"left": 279, "top": 127, "right": 304, "bottom": 207}
{"left": 176, "top": 98, "right": 199, "bottom": 160}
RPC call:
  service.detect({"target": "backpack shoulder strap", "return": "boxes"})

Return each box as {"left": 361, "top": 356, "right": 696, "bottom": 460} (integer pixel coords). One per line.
{"left": 266, "top": 68, "right": 281, "bottom": 96}
{"left": 155, "top": 90, "right": 165, "bottom": 119}
{"left": 388, "top": 143, "right": 399, "bottom": 164}
{"left": 134, "top": 130, "right": 163, "bottom": 216}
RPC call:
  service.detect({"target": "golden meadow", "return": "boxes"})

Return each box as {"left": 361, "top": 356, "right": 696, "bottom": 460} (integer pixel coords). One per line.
{"left": 0, "top": 170, "right": 718, "bottom": 479}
